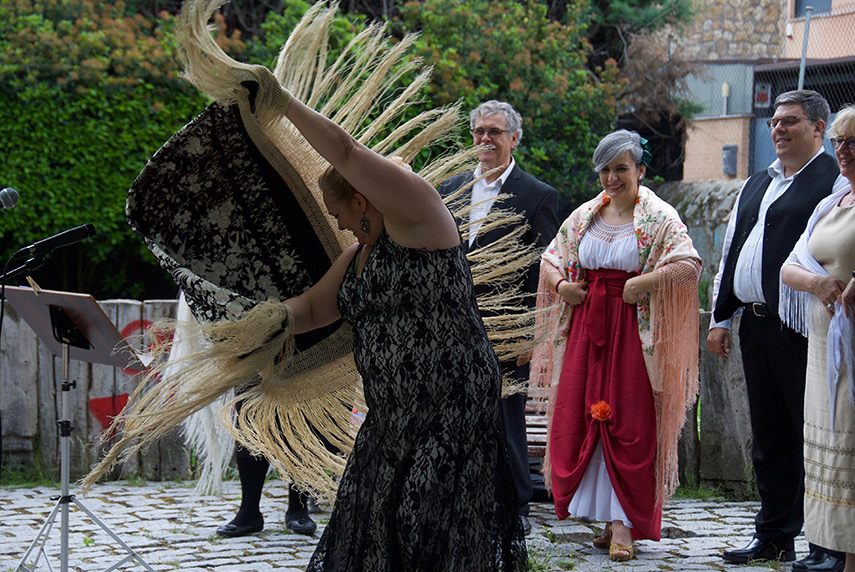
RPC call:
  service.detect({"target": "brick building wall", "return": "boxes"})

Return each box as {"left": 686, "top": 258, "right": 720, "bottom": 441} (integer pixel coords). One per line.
{"left": 684, "top": 115, "right": 752, "bottom": 180}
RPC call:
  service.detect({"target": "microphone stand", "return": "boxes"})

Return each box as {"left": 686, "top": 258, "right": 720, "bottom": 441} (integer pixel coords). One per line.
{"left": 2, "top": 255, "right": 46, "bottom": 282}
{"left": 3, "top": 227, "right": 94, "bottom": 480}
{"left": 14, "top": 306, "right": 155, "bottom": 572}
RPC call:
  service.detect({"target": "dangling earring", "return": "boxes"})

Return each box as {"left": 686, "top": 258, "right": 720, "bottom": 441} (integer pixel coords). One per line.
{"left": 360, "top": 214, "right": 370, "bottom": 234}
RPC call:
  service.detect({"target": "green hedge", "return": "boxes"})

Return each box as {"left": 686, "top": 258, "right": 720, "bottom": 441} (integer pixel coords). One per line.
{"left": 0, "top": 0, "right": 218, "bottom": 298}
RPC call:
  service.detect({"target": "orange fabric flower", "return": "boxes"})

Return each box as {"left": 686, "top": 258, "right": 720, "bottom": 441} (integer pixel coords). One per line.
{"left": 590, "top": 400, "right": 611, "bottom": 422}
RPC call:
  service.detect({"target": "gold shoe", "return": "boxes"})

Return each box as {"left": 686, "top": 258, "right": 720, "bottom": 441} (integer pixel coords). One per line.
{"left": 592, "top": 525, "right": 612, "bottom": 549}
{"left": 609, "top": 541, "right": 634, "bottom": 562}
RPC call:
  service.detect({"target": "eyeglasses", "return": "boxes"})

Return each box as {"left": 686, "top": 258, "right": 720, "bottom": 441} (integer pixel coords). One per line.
{"left": 830, "top": 137, "right": 855, "bottom": 151}
{"left": 471, "top": 128, "right": 510, "bottom": 138}
{"left": 766, "top": 116, "right": 811, "bottom": 129}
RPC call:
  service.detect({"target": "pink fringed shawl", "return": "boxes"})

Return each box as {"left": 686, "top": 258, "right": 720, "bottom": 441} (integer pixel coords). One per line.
{"left": 530, "top": 186, "right": 702, "bottom": 506}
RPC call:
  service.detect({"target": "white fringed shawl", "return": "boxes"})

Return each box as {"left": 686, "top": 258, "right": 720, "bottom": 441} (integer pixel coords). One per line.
{"left": 779, "top": 184, "right": 855, "bottom": 427}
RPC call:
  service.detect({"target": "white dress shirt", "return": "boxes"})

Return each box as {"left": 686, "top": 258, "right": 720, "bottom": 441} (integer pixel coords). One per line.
{"left": 469, "top": 158, "right": 516, "bottom": 247}
{"left": 710, "top": 148, "right": 830, "bottom": 329}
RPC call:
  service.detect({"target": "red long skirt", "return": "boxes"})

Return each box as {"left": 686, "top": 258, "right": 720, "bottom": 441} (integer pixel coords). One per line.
{"left": 550, "top": 268, "right": 661, "bottom": 540}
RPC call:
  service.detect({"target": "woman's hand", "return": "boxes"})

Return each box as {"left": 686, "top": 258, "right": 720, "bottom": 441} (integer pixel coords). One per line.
{"left": 557, "top": 280, "right": 588, "bottom": 306}
{"left": 811, "top": 274, "right": 846, "bottom": 317}
{"left": 840, "top": 277, "right": 855, "bottom": 319}
{"left": 622, "top": 276, "right": 642, "bottom": 304}
{"left": 621, "top": 271, "right": 660, "bottom": 304}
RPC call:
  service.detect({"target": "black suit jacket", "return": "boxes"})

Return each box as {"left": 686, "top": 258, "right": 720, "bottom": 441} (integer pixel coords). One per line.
{"left": 438, "top": 163, "right": 560, "bottom": 308}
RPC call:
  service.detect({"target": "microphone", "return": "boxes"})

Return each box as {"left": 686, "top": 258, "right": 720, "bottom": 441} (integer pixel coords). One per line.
{"left": 19, "top": 224, "right": 96, "bottom": 257}
{"left": 0, "top": 188, "right": 19, "bottom": 208}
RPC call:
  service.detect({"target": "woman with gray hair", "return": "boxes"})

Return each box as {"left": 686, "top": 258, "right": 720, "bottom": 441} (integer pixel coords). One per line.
{"left": 531, "top": 129, "right": 702, "bottom": 561}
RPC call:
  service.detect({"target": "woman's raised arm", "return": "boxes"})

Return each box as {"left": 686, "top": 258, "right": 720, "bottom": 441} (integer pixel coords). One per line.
{"left": 284, "top": 98, "right": 459, "bottom": 249}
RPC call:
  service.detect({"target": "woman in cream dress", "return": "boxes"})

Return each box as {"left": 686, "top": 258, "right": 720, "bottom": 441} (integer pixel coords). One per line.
{"left": 781, "top": 105, "right": 855, "bottom": 572}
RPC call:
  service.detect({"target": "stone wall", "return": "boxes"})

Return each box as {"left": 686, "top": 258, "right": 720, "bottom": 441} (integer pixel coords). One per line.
{"left": 676, "top": 0, "right": 786, "bottom": 60}
{"left": 658, "top": 179, "right": 756, "bottom": 492}
{"left": 677, "top": 311, "right": 754, "bottom": 494}
{"left": 653, "top": 178, "right": 744, "bottom": 303}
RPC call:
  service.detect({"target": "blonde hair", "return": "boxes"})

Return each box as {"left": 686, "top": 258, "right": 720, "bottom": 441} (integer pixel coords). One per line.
{"left": 318, "top": 165, "right": 356, "bottom": 203}
{"left": 319, "top": 156, "right": 412, "bottom": 203}
{"left": 829, "top": 105, "right": 855, "bottom": 139}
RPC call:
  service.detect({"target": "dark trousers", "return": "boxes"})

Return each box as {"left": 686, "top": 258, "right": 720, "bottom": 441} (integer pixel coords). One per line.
{"left": 502, "top": 361, "right": 533, "bottom": 516}
{"left": 232, "top": 391, "right": 322, "bottom": 518}
{"left": 739, "top": 312, "right": 807, "bottom": 542}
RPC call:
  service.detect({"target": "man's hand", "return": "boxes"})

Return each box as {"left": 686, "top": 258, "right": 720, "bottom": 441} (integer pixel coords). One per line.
{"left": 707, "top": 327, "right": 731, "bottom": 359}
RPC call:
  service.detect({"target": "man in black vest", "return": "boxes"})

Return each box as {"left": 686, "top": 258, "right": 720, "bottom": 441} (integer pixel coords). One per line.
{"left": 438, "top": 100, "right": 560, "bottom": 536}
{"left": 708, "top": 90, "right": 845, "bottom": 571}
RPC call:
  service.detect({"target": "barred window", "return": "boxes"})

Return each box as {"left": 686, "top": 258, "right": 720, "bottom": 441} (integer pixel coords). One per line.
{"left": 794, "top": 0, "right": 832, "bottom": 18}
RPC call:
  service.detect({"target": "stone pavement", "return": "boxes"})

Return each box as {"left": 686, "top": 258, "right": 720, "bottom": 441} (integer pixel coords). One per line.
{"left": 1, "top": 479, "right": 809, "bottom": 571}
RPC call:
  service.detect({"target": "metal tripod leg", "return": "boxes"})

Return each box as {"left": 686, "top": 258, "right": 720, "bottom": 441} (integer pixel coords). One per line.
{"left": 16, "top": 344, "right": 155, "bottom": 572}
{"left": 68, "top": 495, "right": 155, "bottom": 572}
{"left": 15, "top": 496, "right": 63, "bottom": 571}
{"left": 15, "top": 494, "right": 156, "bottom": 572}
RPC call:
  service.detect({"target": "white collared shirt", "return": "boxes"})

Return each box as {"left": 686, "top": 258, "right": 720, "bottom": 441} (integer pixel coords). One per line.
{"left": 469, "top": 158, "right": 516, "bottom": 247}
{"left": 710, "top": 148, "right": 829, "bottom": 329}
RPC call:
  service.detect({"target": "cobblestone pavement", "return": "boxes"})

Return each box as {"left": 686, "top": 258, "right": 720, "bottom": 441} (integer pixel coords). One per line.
{"left": 1, "top": 480, "right": 808, "bottom": 571}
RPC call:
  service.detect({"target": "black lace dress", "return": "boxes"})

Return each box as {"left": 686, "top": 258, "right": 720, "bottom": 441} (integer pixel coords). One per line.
{"left": 307, "top": 230, "right": 527, "bottom": 571}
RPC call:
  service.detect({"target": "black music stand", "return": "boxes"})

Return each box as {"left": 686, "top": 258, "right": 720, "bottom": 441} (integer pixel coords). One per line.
{"left": 3, "top": 286, "right": 155, "bottom": 572}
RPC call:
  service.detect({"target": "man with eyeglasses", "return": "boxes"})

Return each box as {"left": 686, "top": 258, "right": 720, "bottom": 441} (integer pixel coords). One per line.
{"left": 439, "top": 100, "right": 560, "bottom": 536}
{"left": 708, "top": 89, "right": 847, "bottom": 571}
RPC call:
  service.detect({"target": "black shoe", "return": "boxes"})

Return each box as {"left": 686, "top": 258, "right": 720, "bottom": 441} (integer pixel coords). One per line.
{"left": 722, "top": 537, "right": 796, "bottom": 564}
{"left": 286, "top": 513, "right": 317, "bottom": 535}
{"left": 216, "top": 514, "right": 264, "bottom": 537}
{"left": 520, "top": 515, "right": 532, "bottom": 536}
{"left": 793, "top": 552, "right": 845, "bottom": 572}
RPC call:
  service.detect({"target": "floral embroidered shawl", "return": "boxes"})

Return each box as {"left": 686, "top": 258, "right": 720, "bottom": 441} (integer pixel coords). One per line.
{"left": 530, "top": 185, "right": 701, "bottom": 504}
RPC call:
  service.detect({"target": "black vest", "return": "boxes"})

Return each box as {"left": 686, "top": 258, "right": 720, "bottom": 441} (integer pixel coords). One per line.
{"left": 713, "top": 152, "right": 839, "bottom": 322}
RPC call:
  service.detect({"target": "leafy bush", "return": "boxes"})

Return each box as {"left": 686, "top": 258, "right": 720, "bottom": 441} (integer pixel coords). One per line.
{"left": 0, "top": 0, "right": 631, "bottom": 296}
{"left": 397, "top": 0, "right": 624, "bottom": 203}
{"left": 243, "top": 0, "right": 365, "bottom": 67}
{"left": 0, "top": 0, "right": 238, "bottom": 297}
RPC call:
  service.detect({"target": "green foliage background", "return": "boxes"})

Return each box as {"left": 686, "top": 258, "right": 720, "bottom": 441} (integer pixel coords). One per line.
{"left": 0, "top": 0, "right": 667, "bottom": 298}
{"left": 397, "top": 0, "right": 623, "bottom": 198}
{"left": 0, "top": 0, "right": 223, "bottom": 297}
